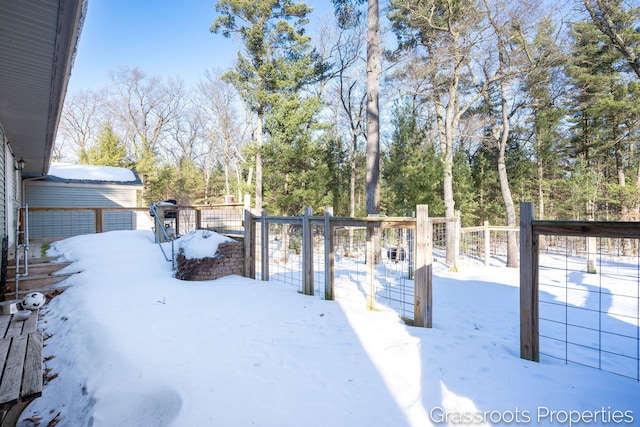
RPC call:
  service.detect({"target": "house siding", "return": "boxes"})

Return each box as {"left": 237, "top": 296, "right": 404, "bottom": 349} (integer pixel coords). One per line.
{"left": 0, "top": 131, "right": 6, "bottom": 272}
{"left": 0, "top": 128, "right": 6, "bottom": 239}
{"left": 25, "top": 182, "right": 138, "bottom": 208}
{"left": 25, "top": 180, "right": 141, "bottom": 240}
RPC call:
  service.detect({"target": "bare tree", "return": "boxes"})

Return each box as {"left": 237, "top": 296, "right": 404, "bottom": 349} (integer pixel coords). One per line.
{"left": 332, "top": 21, "right": 367, "bottom": 213}
{"left": 109, "top": 66, "right": 184, "bottom": 199}
{"left": 324, "top": 14, "right": 368, "bottom": 254}
{"left": 56, "top": 89, "right": 105, "bottom": 162}
{"left": 164, "top": 100, "right": 204, "bottom": 165}
{"left": 196, "top": 69, "right": 250, "bottom": 203}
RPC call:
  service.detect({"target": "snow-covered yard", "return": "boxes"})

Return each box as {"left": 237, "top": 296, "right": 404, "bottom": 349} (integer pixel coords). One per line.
{"left": 18, "top": 230, "right": 640, "bottom": 426}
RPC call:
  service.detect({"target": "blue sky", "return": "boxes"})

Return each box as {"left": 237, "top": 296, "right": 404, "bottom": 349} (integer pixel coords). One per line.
{"left": 68, "top": 0, "right": 333, "bottom": 92}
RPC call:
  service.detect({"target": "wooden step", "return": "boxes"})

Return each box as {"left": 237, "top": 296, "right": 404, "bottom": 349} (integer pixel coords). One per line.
{"left": 7, "top": 261, "right": 72, "bottom": 279}
{"left": 3, "top": 257, "right": 78, "bottom": 301}
{"left": 7, "top": 256, "right": 60, "bottom": 267}
{"left": 4, "top": 273, "right": 75, "bottom": 300}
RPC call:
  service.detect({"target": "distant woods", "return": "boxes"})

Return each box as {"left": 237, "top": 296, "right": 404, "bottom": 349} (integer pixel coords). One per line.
{"left": 55, "top": 0, "right": 640, "bottom": 225}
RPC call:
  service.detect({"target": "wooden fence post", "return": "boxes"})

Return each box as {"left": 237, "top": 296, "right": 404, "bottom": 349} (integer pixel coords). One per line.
{"left": 302, "top": 207, "right": 314, "bottom": 295}
{"left": 408, "top": 211, "right": 415, "bottom": 280}
{"left": 484, "top": 220, "right": 490, "bottom": 266}
{"left": 586, "top": 235, "right": 597, "bottom": 274}
{"left": 95, "top": 208, "right": 103, "bottom": 234}
{"left": 366, "top": 225, "right": 375, "bottom": 310}
{"left": 244, "top": 209, "right": 256, "bottom": 279}
{"left": 154, "top": 206, "right": 166, "bottom": 243}
{"left": 454, "top": 210, "right": 461, "bottom": 270}
{"left": 195, "top": 209, "right": 202, "bottom": 230}
{"left": 519, "top": 202, "right": 539, "bottom": 361}
{"left": 415, "top": 205, "right": 432, "bottom": 328}
{"left": 324, "top": 208, "right": 334, "bottom": 300}
{"left": 261, "top": 209, "right": 269, "bottom": 281}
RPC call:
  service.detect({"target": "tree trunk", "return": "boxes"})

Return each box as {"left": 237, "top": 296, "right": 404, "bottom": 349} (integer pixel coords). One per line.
{"left": 535, "top": 125, "right": 547, "bottom": 251}
{"left": 441, "top": 88, "right": 457, "bottom": 266}
{"left": 349, "top": 133, "right": 357, "bottom": 256}
{"left": 496, "top": 79, "right": 518, "bottom": 268}
{"left": 366, "top": 0, "right": 382, "bottom": 263}
{"left": 224, "top": 163, "right": 231, "bottom": 196}
{"left": 255, "top": 110, "right": 263, "bottom": 212}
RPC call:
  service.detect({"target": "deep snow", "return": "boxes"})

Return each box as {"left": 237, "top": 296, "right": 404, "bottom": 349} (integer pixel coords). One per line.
{"left": 17, "top": 230, "right": 640, "bottom": 426}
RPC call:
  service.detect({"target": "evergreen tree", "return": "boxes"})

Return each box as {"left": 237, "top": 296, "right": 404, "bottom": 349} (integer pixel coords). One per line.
{"left": 470, "top": 147, "right": 504, "bottom": 225}
{"left": 382, "top": 99, "right": 443, "bottom": 216}
{"left": 583, "top": 0, "right": 640, "bottom": 80}
{"left": 452, "top": 149, "right": 479, "bottom": 227}
{"left": 568, "top": 16, "right": 640, "bottom": 218}
{"left": 320, "top": 132, "right": 350, "bottom": 216}
{"left": 262, "top": 94, "right": 329, "bottom": 214}
{"left": 211, "top": 0, "right": 326, "bottom": 212}
{"left": 86, "top": 122, "right": 127, "bottom": 167}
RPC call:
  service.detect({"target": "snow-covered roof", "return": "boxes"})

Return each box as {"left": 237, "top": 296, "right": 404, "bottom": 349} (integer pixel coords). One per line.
{"left": 34, "top": 163, "right": 142, "bottom": 185}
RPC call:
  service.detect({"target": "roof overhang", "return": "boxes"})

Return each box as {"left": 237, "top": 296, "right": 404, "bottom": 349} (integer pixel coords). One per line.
{"left": 0, "top": 0, "right": 86, "bottom": 175}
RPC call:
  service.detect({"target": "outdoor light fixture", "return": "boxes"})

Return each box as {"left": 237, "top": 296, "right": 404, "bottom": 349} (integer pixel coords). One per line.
{"left": 15, "top": 158, "right": 25, "bottom": 171}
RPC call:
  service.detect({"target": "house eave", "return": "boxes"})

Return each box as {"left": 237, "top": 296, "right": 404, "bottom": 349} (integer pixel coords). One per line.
{"left": 0, "top": 0, "right": 87, "bottom": 175}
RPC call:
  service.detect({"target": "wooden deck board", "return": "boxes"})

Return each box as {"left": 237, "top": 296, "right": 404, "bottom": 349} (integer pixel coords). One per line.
{"left": 21, "top": 332, "right": 43, "bottom": 399}
{"left": 0, "top": 313, "right": 42, "bottom": 418}
{"left": 0, "top": 337, "right": 27, "bottom": 408}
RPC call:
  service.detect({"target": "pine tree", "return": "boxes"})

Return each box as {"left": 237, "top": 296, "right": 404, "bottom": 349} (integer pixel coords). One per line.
{"left": 568, "top": 15, "right": 640, "bottom": 218}
{"left": 211, "top": 0, "right": 326, "bottom": 212}
{"left": 86, "top": 122, "right": 127, "bottom": 167}
{"left": 382, "top": 99, "right": 443, "bottom": 216}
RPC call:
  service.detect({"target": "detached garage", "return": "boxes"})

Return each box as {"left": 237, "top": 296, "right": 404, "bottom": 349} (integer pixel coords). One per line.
{"left": 24, "top": 163, "right": 144, "bottom": 240}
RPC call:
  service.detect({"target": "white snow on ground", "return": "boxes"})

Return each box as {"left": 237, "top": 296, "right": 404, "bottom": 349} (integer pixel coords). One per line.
{"left": 17, "top": 230, "right": 640, "bottom": 427}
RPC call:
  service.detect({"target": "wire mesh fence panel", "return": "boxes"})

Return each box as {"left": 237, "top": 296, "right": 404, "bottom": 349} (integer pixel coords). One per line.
{"left": 176, "top": 209, "right": 198, "bottom": 236}
{"left": 332, "top": 226, "right": 415, "bottom": 322}
{"left": 431, "top": 221, "right": 449, "bottom": 272}
{"left": 264, "top": 222, "right": 303, "bottom": 292}
{"left": 333, "top": 227, "right": 368, "bottom": 305}
{"left": 254, "top": 220, "right": 263, "bottom": 281}
{"left": 249, "top": 211, "right": 460, "bottom": 325}
{"left": 378, "top": 227, "right": 415, "bottom": 321}
{"left": 432, "top": 221, "right": 447, "bottom": 255}
{"left": 103, "top": 210, "right": 136, "bottom": 232}
{"left": 28, "top": 210, "right": 95, "bottom": 239}
{"left": 459, "top": 226, "right": 520, "bottom": 267}
{"left": 134, "top": 211, "right": 154, "bottom": 231}
{"left": 312, "top": 224, "right": 325, "bottom": 295}
{"left": 538, "top": 236, "right": 640, "bottom": 381}
{"left": 460, "top": 228, "right": 484, "bottom": 263}
{"left": 490, "top": 229, "right": 519, "bottom": 264}
{"left": 200, "top": 207, "right": 244, "bottom": 236}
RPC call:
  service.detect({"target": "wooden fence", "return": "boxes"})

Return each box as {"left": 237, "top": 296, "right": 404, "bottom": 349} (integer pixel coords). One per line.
{"left": 520, "top": 202, "right": 640, "bottom": 380}
{"left": 25, "top": 204, "right": 245, "bottom": 242}
{"left": 243, "top": 205, "right": 460, "bottom": 327}
{"left": 459, "top": 222, "right": 519, "bottom": 266}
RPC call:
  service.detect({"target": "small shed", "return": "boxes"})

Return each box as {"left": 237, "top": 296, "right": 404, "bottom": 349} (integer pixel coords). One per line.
{"left": 24, "top": 163, "right": 143, "bottom": 240}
